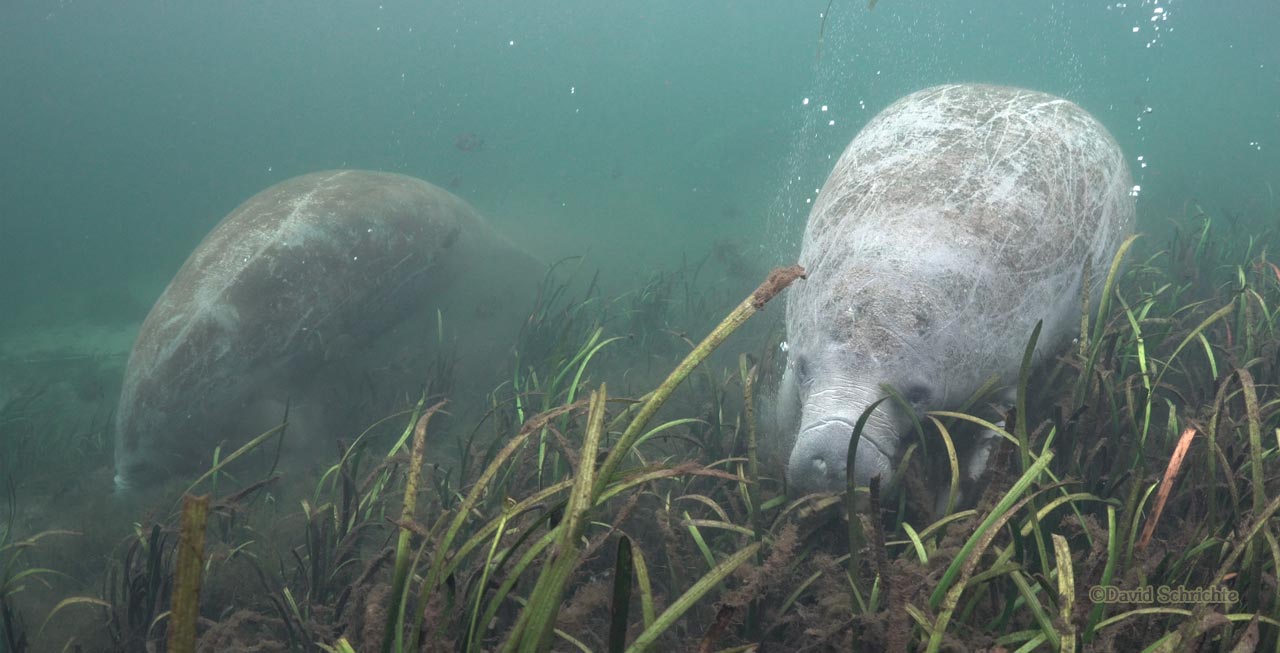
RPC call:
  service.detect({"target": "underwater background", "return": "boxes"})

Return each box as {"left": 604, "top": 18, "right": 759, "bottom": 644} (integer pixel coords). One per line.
{"left": 1, "top": 1, "right": 1279, "bottom": 651}
{"left": 2, "top": 0, "right": 1276, "bottom": 331}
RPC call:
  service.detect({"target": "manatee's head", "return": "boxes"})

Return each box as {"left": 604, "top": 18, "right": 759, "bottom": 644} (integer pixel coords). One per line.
{"left": 778, "top": 257, "right": 951, "bottom": 495}
{"left": 113, "top": 394, "right": 182, "bottom": 492}
{"left": 780, "top": 336, "right": 942, "bottom": 494}
{"left": 112, "top": 288, "right": 243, "bottom": 492}
{"left": 113, "top": 444, "right": 165, "bottom": 493}
{"left": 112, "top": 354, "right": 210, "bottom": 492}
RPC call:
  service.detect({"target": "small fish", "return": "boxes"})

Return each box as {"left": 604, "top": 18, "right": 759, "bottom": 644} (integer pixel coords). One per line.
{"left": 454, "top": 132, "right": 484, "bottom": 153}
{"left": 868, "top": 0, "right": 878, "bottom": 9}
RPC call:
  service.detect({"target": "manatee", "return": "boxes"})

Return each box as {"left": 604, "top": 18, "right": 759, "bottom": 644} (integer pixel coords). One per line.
{"left": 776, "top": 84, "right": 1135, "bottom": 498}
{"left": 114, "top": 170, "right": 536, "bottom": 490}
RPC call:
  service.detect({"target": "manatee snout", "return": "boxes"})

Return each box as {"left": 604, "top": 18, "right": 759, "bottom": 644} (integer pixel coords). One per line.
{"left": 787, "top": 407, "right": 900, "bottom": 494}
{"left": 113, "top": 458, "right": 161, "bottom": 492}
{"left": 114, "top": 438, "right": 185, "bottom": 494}
{"left": 113, "top": 410, "right": 195, "bottom": 492}
{"left": 112, "top": 403, "right": 171, "bottom": 492}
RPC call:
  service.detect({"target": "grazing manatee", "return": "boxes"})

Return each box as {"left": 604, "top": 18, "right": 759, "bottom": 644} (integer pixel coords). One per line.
{"left": 776, "top": 84, "right": 1135, "bottom": 498}
{"left": 114, "top": 170, "right": 536, "bottom": 490}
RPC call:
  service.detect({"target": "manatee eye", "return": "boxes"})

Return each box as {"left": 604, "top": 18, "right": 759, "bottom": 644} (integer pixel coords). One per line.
{"left": 793, "top": 355, "right": 810, "bottom": 384}
{"left": 904, "top": 384, "right": 931, "bottom": 405}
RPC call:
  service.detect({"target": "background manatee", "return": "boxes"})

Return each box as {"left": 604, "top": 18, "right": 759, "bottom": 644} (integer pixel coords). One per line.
{"left": 114, "top": 170, "right": 538, "bottom": 490}
{"left": 776, "top": 84, "right": 1136, "bottom": 499}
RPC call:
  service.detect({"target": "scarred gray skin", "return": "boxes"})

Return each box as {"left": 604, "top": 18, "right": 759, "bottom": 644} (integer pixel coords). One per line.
{"left": 778, "top": 84, "right": 1135, "bottom": 495}
{"left": 114, "top": 170, "right": 533, "bottom": 490}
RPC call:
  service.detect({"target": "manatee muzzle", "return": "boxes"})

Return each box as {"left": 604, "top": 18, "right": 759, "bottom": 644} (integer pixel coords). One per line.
{"left": 787, "top": 417, "right": 896, "bottom": 494}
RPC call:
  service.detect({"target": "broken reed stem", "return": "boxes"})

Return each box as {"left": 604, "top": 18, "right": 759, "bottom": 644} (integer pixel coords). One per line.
{"left": 739, "top": 354, "right": 761, "bottom": 485}
{"left": 1137, "top": 427, "right": 1197, "bottom": 552}
{"left": 384, "top": 399, "right": 447, "bottom": 653}
{"left": 591, "top": 265, "right": 805, "bottom": 501}
{"left": 168, "top": 493, "right": 210, "bottom": 653}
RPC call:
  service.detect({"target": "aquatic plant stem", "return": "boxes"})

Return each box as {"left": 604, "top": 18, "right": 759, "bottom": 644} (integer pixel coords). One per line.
{"left": 624, "top": 541, "right": 761, "bottom": 653}
{"left": 175, "top": 422, "right": 286, "bottom": 508}
{"left": 608, "top": 536, "right": 634, "bottom": 653}
{"left": 846, "top": 396, "right": 890, "bottom": 624}
{"left": 591, "top": 265, "right": 805, "bottom": 502}
{"left": 512, "top": 386, "right": 609, "bottom": 652}
{"left": 383, "top": 399, "right": 445, "bottom": 653}
{"left": 167, "top": 493, "right": 209, "bottom": 653}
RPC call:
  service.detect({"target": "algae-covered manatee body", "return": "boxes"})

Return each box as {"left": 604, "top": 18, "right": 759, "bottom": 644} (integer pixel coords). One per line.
{"left": 114, "top": 170, "right": 536, "bottom": 489}
{"left": 777, "top": 84, "right": 1135, "bottom": 497}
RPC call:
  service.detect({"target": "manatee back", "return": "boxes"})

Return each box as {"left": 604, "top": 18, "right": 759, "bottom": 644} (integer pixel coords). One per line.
{"left": 789, "top": 84, "right": 1135, "bottom": 393}
{"left": 113, "top": 170, "right": 504, "bottom": 484}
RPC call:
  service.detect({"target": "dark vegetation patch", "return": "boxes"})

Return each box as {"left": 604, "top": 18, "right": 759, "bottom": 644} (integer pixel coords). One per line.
{"left": 3, "top": 209, "right": 1279, "bottom": 652}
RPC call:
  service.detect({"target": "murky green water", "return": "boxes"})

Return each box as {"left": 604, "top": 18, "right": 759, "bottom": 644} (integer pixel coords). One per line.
{"left": 1, "top": 2, "right": 1278, "bottom": 649}
{"left": 3, "top": 1, "right": 1275, "bottom": 323}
